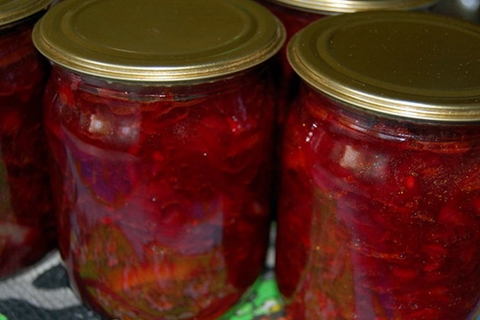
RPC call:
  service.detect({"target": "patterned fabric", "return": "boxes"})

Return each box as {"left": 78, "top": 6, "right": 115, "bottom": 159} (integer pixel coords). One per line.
{"left": 0, "top": 251, "right": 101, "bottom": 319}
{"left": 0, "top": 249, "right": 285, "bottom": 320}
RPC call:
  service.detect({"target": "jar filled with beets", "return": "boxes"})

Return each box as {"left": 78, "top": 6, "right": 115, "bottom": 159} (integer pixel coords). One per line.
{"left": 32, "top": 0, "right": 285, "bottom": 318}
{"left": 256, "top": 0, "right": 440, "bottom": 123}
{"left": 0, "top": 0, "right": 55, "bottom": 278}
{"left": 278, "top": 11, "right": 480, "bottom": 320}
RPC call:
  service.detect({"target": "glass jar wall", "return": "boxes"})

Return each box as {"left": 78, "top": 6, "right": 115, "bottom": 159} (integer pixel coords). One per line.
{"left": 278, "top": 11, "right": 480, "bottom": 319}
{"left": 43, "top": 62, "right": 278, "bottom": 320}
{"left": 33, "top": 0, "right": 285, "bottom": 318}
{"left": 279, "top": 88, "right": 480, "bottom": 319}
{"left": 0, "top": 0, "right": 55, "bottom": 278}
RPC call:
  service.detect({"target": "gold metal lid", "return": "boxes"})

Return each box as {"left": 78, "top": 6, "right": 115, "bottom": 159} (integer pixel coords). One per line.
{"left": 288, "top": 11, "right": 480, "bottom": 122}
{"left": 264, "top": 0, "right": 439, "bottom": 14}
{"left": 0, "top": 0, "right": 51, "bottom": 26}
{"left": 32, "top": 0, "right": 285, "bottom": 82}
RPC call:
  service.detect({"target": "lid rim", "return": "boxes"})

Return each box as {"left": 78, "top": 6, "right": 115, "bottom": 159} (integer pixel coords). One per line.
{"left": 263, "top": 0, "right": 439, "bottom": 14}
{"left": 288, "top": 11, "right": 480, "bottom": 122}
{"left": 34, "top": 26, "right": 286, "bottom": 82}
{"left": 290, "top": 48, "right": 480, "bottom": 122}
{"left": 32, "top": 0, "right": 286, "bottom": 82}
{"left": 0, "top": 0, "right": 52, "bottom": 26}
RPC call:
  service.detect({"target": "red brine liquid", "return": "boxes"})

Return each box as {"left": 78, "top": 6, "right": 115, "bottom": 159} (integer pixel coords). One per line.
{"left": 276, "top": 84, "right": 480, "bottom": 319}
{"left": 0, "top": 16, "right": 55, "bottom": 278}
{"left": 43, "top": 65, "right": 276, "bottom": 319}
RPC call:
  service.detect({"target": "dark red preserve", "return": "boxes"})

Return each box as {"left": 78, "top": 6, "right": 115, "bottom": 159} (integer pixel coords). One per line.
{"left": 32, "top": 0, "right": 285, "bottom": 318}
{"left": 278, "top": 11, "right": 480, "bottom": 319}
{"left": 0, "top": 0, "right": 55, "bottom": 278}
{"left": 44, "top": 65, "right": 276, "bottom": 320}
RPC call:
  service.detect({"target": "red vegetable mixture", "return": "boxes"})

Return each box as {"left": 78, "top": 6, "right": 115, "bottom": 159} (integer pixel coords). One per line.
{"left": 43, "top": 64, "right": 276, "bottom": 319}
{"left": 276, "top": 85, "right": 480, "bottom": 319}
{"left": 0, "top": 16, "right": 55, "bottom": 278}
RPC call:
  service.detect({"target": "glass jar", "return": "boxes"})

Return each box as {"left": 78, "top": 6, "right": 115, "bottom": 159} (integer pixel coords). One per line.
{"left": 278, "top": 11, "right": 480, "bottom": 319}
{"left": 256, "top": 0, "right": 440, "bottom": 122}
{"left": 0, "top": 0, "right": 55, "bottom": 278}
{"left": 32, "top": 0, "right": 285, "bottom": 319}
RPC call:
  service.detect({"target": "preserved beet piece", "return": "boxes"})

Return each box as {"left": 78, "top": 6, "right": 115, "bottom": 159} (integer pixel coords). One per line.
{"left": 278, "top": 11, "right": 480, "bottom": 319}
{"left": 43, "top": 64, "right": 276, "bottom": 319}
{"left": 0, "top": 3, "right": 55, "bottom": 278}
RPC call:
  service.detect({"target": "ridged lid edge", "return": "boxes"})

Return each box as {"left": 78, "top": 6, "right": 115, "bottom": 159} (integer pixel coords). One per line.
{"left": 0, "top": 0, "right": 51, "bottom": 26}
{"left": 288, "top": 11, "right": 480, "bottom": 122}
{"left": 265, "top": 0, "right": 439, "bottom": 14}
{"left": 32, "top": 0, "right": 286, "bottom": 82}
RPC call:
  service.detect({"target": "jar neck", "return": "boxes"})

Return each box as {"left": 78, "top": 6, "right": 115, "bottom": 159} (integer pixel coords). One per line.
{"left": 50, "top": 62, "right": 273, "bottom": 103}
{"left": 299, "top": 83, "right": 480, "bottom": 150}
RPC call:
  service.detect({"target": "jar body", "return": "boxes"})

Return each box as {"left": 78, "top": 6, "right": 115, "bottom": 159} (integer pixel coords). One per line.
{"left": 0, "top": 16, "right": 55, "bottom": 278}
{"left": 276, "top": 83, "right": 480, "bottom": 319}
{"left": 43, "top": 64, "right": 276, "bottom": 319}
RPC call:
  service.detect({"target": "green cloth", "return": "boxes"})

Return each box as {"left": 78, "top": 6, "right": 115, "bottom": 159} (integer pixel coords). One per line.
{"left": 221, "top": 276, "right": 284, "bottom": 320}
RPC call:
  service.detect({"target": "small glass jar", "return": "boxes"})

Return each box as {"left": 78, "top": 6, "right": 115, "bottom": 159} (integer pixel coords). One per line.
{"left": 278, "top": 11, "right": 480, "bottom": 319}
{"left": 256, "top": 0, "right": 440, "bottom": 122}
{"left": 33, "top": 0, "right": 285, "bottom": 319}
{"left": 0, "top": 0, "right": 55, "bottom": 278}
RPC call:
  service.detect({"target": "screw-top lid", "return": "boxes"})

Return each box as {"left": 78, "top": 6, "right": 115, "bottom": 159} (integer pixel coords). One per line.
{"left": 263, "top": 0, "right": 439, "bottom": 14}
{"left": 32, "top": 0, "right": 286, "bottom": 82}
{"left": 0, "top": 0, "right": 51, "bottom": 26}
{"left": 288, "top": 11, "right": 480, "bottom": 122}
